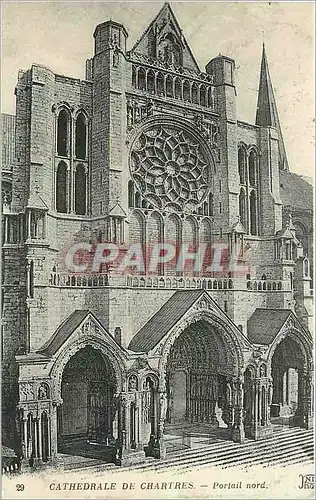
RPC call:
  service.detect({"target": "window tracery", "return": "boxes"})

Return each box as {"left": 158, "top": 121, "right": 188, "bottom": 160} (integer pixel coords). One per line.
{"left": 130, "top": 124, "right": 212, "bottom": 213}
{"left": 237, "top": 145, "right": 259, "bottom": 235}
{"left": 54, "top": 106, "right": 89, "bottom": 215}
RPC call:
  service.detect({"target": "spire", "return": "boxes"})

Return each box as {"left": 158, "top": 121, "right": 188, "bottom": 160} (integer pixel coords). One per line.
{"left": 256, "top": 43, "right": 289, "bottom": 171}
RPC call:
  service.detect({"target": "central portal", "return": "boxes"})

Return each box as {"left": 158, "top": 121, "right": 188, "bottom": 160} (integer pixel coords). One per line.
{"left": 165, "top": 320, "right": 236, "bottom": 430}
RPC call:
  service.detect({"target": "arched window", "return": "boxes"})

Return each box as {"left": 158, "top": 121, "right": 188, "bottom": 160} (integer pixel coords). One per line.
{"left": 203, "top": 201, "right": 209, "bottom": 215}
{"left": 200, "top": 85, "right": 206, "bottom": 106}
{"left": 56, "top": 161, "right": 67, "bottom": 213}
{"left": 28, "top": 260, "right": 34, "bottom": 298}
{"left": 166, "top": 75, "right": 173, "bottom": 98}
{"left": 238, "top": 147, "right": 246, "bottom": 184}
{"left": 175, "top": 78, "right": 182, "bottom": 99}
{"left": 57, "top": 110, "right": 69, "bottom": 156}
{"left": 208, "top": 192, "right": 213, "bottom": 216}
{"left": 156, "top": 73, "right": 164, "bottom": 95}
{"left": 132, "top": 66, "right": 137, "bottom": 87}
{"left": 191, "top": 83, "right": 198, "bottom": 104}
{"left": 138, "top": 67, "right": 146, "bottom": 91}
{"left": 249, "top": 150, "right": 257, "bottom": 186}
{"left": 135, "top": 191, "right": 141, "bottom": 208}
{"left": 147, "top": 70, "right": 155, "bottom": 93}
{"left": 208, "top": 87, "right": 215, "bottom": 108}
{"left": 128, "top": 181, "right": 134, "bottom": 208}
{"left": 75, "top": 113, "right": 87, "bottom": 160}
{"left": 250, "top": 190, "right": 257, "bottom": 235}
{"left": 75, "top": 164, "right": 86, "bottom": 215}
{"left": 183, "top": 80, "right": 190, "bottom": 101}
{"left": 239, "top": 188, "right": 247, "bottom": 229}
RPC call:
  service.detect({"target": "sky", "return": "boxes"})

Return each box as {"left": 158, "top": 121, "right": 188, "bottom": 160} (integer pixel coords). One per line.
{"left": 1, "top": 1, "right": 314, "bottom": 178}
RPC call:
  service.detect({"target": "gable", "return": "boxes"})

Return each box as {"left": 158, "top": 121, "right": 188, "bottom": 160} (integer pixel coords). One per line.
{"left": 129, "top": 289, "right": 251, "bottom": 353}
{"left": 130, "top": 3, "right": 199, "bottom": 72}
{"left": 37, "top": 310, "right": 126, "bottom": 358}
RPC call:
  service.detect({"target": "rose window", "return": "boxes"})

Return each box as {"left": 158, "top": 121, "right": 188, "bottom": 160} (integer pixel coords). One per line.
{"left": 130, "top": 125, "right": 212, "bottom": 212}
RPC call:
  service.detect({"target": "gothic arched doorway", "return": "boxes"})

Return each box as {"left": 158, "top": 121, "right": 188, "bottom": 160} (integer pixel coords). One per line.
{"left": 270, "top": 336, "right": 307, "bottom": 425}
{"left": 164, "top": 319, "right": 241, "bottom": 442}
{"left": 57, "top": 346, "right": 117, "bottom": 456}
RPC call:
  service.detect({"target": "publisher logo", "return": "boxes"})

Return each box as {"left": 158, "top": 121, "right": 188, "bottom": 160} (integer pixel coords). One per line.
{"left": 298, "top": 474, "right": 314, "bottom": 490}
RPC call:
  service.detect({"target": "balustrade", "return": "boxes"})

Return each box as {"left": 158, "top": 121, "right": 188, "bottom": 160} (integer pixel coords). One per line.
{"left": 247, "top": 279, "right": 283, "bottom": 291}
{"left": 132, "top": 64, "right": 216, "bottom": 110}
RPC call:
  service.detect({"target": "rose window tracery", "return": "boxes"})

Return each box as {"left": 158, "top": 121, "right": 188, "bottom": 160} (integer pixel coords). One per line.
{"left": 130, "top": 125, "right": 212, "bottom": 212}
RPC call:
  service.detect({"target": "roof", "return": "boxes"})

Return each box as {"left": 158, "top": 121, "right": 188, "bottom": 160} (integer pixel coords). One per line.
{"left": 130, "top": 3, "right": 200, "bottom": 73}
{"left": 275, "top": 227, "right": 294, "bottom": 239}
{"left": 247, "top": 308, "right": 292, "bottom": 345}
{"left": 280, "top": 170, "right": 313, "bottom": 211}
{"left": 37, "top": 310, "right": 90, "bottom": 357}
{"left": 129, "top": 290, "right": 204, "bottom": 352}
{"left": 230, "top": 218, "right": 246, "bottom": 234}
{"left": 109, "top": 202, "right": 126, "bottom": 217}
{"left": 255, "top": 43, "right": 289, "bottom": 171}
{"left": 27, "top": 193, "right": 49, "bottom": 210}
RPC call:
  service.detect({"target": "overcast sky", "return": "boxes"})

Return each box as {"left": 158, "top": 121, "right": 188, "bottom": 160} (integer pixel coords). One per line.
{"left": 1, "top": 1, "right": 314, "bottom": 178}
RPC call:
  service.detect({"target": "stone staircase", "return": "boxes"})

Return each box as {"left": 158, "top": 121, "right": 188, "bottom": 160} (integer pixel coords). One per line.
{"left": 60, "top": 427, "right": 313, "bottom": 473}
{"left": 112, "top": 427, "right": 314, "bottom": 474}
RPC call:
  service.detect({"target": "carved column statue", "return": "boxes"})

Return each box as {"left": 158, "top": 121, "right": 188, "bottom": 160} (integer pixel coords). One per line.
{"left": 231, "top": 378, "right": 245, "bottom": 443}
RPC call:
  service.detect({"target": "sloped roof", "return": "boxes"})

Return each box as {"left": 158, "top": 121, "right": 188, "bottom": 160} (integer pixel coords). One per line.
{"left": 37, "top": 310, "right": 90, "bottom": 357}
{"left": 280, "top": 170, "right": 313, "bottom": 211}
{"left": 247, "top": 308, "right": 292, "bottom": 345}
{"left": 129, "top": 290, "right": 204, "bottom": 352}
{"left": 109, "top": 203, "right": 127, "bottom": 217}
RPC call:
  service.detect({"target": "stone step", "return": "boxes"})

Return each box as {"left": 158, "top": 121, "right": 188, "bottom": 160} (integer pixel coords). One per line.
{"left": 160, "top": 428, "right": 313, "bottom": 465}
{"left": 60, "top": 427, "right": 314, "bottom": 474}
{"left": 117, "top": 428, "right": 314, "bottom": 473}
{"left": 150, "top": 436, "right": 314, "bottom": 474}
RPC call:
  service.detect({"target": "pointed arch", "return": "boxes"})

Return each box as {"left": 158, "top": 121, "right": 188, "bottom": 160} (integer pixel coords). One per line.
{"left": 165, "top": 214, "right": 181, "bottom": 276}
{"left": 166, "top": 75, "right": 173, "bottom": 98}
{"left": 138, "top": 67, "right": 146, "bottom": 91}
{"left": 75, "top": 163, "right": 86, "bottom": 215}
{"left": 175, "top": 77, "right": 182, "bottom": 99}
{"left": 200, "top": 85, "right": 206, "bottom": 106}
{"left": 239, "top": 188, "right": 247, "bottom": 229}
{"left": 156, "top": 72, "right": 165, "bottom": 95}
{"left": 75, "top": 112, "right": 87, "bottom": 160}
{"left": 183, "top": 80, "right": 191, "bottom": 101}
{"left": 147, "top": 69, "right": 155, "bottom": 93}
{"left": 129, "top": 210, "right": 146, "bottom": 272}
{"left": 128, "top": 180, "right": 135, "bottom": 208}
{"left": 249, "top": 190, "right": 257, "bottom": 235}
{"left": 191, "top": 82, "right": 199, "bottom": 104}
{"left": 238, "top": 146, "right": 247, "bottom": 184}
{"left": 248, "top": 149, "right": 257, "bottom": 186}
{"left": 57, "top": 109, "right": 69, "bottom": 156}
{"left": 56, "top": 161, "right": 68, "bottom": 213}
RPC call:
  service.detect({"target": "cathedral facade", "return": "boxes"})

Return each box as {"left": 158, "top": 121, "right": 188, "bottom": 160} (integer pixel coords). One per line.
{"left": 2, "top": 3, "right": 313, "bottom": 467}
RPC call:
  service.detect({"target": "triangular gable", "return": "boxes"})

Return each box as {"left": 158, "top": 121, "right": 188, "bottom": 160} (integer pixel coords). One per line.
{"left": 129, "top": 289, "right": 251, "bottom": 353}
{"left": 130, "top": 3, "right": 200, "bottom": 72}
{"left": 27, "top": 193, "right": 49, "bottom": 211}
{"left": 37, "top": 310, "right": 127, "bottom": 358}
{"left": 109, "top": 202, "right": 127, "bottom": 218}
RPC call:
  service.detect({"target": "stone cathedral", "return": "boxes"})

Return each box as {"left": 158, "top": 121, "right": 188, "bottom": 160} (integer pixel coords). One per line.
{"left": 1, "top": 3, "right": 314, "bottom": 468}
